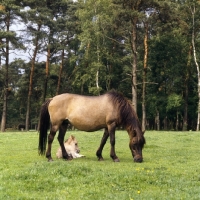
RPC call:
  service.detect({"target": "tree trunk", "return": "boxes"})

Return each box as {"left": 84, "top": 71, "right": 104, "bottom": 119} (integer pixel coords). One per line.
{"left": 1, "top": 90, "right": 7, "bottom": 132}
{"left": 191, "top": 6, "right": 200, "bottom": 131}
{"left": 155, "top": 109, "right": 160, "bottom": 131}
{"left": 164, "top": 116, "right": 168, "bottom": 130}
{"left": 183, "top": 45, "right": 192, "bottom": 131}
{"left": 131, "top": 18, "right": 138, "bottom": 113}
{"left": 1, "top": 12, "right": 10, "bottom": 132}
{"left": 142, "top": 22, "right": 148, "bottom": 132}
{"left": 42, "top": 46, "right": 50, "bottom": 101}
{"left": 25, "top": 24, "right": 41, "bottom": 131}
{"left": 176, "top": 111, "right": 179, "bottom": 131}
{"left": 56, "top": 49, "right": 64, "bottom": 95}
{"left": 96, "top": 42, "right": 100, "bottom": 95}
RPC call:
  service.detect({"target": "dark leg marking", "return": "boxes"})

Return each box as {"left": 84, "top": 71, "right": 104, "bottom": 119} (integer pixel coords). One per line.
{"left": 96, "top": 128, "right": 109, "bottom": 161}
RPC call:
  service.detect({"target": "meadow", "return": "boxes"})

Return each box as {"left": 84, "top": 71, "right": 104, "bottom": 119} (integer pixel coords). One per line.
{"left": 0, "top": 130, "right": 199, "bottom": 200}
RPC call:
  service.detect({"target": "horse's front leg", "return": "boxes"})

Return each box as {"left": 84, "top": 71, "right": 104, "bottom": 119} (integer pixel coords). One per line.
{"left": 108, "top": 123, "right": 120, "bottom": 162}
{"left": 96, "top": 128, "right": 109, "bottom": 161}
{"left": 57, "top": 122, "right": 72, "bottom": 160}
{"left": 46, "top": 129, "right": 56, "bottom": 162}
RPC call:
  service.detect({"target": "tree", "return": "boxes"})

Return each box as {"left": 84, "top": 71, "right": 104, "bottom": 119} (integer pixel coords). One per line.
{"left": 164, "top": 0, "right": 200, "bottom": 130}
{"left": 190, "top": 1, "right": 200, "bottom": 131}
{"left": 21, "top": 0, "right": 49, "bottom": 130}
{"left": 52, "top": 0, "right": 79, "bottom": 95}
{"left": 77, "top": 0, "right": 114, "bottom": 95}
{"left": 112, "top": 0, "right": 157, "bottom": 113}
{"left": 0, "top": 0, "right": 24, "bottom": 131}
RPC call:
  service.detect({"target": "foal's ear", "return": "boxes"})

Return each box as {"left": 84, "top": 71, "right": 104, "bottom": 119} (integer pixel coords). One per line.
{"left": 71, "top": 135, "right": 75, "bottom": 140}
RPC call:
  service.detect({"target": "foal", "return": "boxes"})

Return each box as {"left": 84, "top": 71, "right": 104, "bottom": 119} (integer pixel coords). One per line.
{"left": 56, "top": 135, "right": 85, "bottom": 159}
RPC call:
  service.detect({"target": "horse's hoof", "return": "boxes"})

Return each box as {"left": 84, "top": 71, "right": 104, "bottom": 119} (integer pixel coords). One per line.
{"left": 48, "top": 158, "right": 53, "bottom": 162}
{"left": 98, "top": 158, "right": 104, "bottom": 161}
{"left": 64, "top": 156, "right": 73, "bottom": 161}
{"left": 113, "top": 158, "right": 120, "bottom": 162}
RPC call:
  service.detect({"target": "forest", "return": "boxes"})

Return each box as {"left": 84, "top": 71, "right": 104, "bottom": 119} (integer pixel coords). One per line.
{"left": 1, "top": 0, "right": 200, "bottom": 132}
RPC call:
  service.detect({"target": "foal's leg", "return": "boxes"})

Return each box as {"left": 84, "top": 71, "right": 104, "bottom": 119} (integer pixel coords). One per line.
{"left": 57, "top": 121, "right": 72, "bottom": 160}
{"left": 108, "top": 123, "right": 120, "bottom": 162}
{"left": 96, "top": 128, "right": 109, "bottom": 161}
{"left": 46, "top": 126, "right": 57, "bottom": 162}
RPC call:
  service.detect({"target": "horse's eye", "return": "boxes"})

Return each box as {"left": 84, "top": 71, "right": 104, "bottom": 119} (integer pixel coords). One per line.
{"left": 75, "top": 143, "right": 78, "bottom": 146}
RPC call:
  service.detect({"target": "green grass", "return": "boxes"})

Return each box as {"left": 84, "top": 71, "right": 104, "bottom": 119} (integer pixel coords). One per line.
{"left": 0, "top": 131, "right": 200, "bottom": 200}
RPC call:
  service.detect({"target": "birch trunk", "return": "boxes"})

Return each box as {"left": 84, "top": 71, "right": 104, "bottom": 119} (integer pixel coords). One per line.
{"left": 96, "top": 43, "right": 99, "bottom": 92}
{"left": 191, "top": 6, "right": 200, "bottom": 131}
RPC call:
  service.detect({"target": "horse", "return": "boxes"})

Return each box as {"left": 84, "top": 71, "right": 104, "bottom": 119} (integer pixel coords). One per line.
{"left": 38, "top": 90, "right": 145, "bottom": 162}
{"left": 56, "top": 135, "right": 85, "bottom": 158}
{"left": 18, "top": 124, "right": 25, "bottom": 131}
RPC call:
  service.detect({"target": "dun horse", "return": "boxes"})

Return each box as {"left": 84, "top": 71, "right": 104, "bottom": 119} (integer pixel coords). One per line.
{"left": 38, "top": 90, "right": 145, "bottom": 162}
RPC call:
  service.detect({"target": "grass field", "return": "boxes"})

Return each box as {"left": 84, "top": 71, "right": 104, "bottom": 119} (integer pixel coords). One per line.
{"left": 0, "top": 130, "right": 200, "bottom": 200}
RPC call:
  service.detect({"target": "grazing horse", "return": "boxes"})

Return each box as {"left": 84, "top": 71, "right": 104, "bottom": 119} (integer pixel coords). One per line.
{"left": 38, "top": 90, "right": 145, "bottom": 162}
{"left": 56, "top": 135, "right": 85, "bottom": 158}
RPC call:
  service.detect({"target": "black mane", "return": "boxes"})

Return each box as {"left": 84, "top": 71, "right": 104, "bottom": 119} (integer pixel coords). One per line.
{"left": 107, "top": 90, "right": 144, "bottom": 145}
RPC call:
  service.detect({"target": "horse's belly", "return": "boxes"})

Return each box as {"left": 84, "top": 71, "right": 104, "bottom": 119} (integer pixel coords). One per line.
{"left": 69, "top": 119, "right": 107, "bottom": 132}
{"left": 63, "top": 94, "right": 116, "bottom": 131}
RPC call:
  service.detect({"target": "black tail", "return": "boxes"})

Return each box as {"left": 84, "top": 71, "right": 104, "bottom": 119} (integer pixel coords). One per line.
{"left": 38, "top": 99, "right": 52, "bottom": 155}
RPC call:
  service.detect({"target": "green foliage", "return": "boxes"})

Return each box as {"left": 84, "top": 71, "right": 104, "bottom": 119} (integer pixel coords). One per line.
{"left": 167, "top": 93, "right": 183, "bottom": 112}
{"left": 1, "top": 0, "right": 200, "bottom": 130}
{"left": 0, "top": 131, "right": 200, "bottom": 199}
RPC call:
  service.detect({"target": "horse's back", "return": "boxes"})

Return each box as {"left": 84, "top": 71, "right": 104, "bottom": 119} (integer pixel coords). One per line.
{"left": 48, "top": 93, "right": 117, "bottom": 131}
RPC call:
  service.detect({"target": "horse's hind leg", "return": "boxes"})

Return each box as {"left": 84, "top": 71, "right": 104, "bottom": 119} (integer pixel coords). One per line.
{"left": 96, "top": 128, "right": 109, "bottom": 161}
{"left": 57, "top": 120, "right": 72, "bottom": 160}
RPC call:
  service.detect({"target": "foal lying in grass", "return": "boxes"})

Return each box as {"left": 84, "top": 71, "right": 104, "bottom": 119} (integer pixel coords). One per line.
{"left": 56, "top": 135, "right": 85, "bottom": 159}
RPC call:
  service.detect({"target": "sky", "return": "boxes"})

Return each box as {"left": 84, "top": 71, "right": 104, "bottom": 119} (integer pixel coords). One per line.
{"left": 9, "top": 20, "right": 46, "bottom": 63}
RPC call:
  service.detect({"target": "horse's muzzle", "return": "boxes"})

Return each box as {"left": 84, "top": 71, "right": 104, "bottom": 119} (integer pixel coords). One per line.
{"left": 134, "top": 156, "right": 143, "bottom": 163}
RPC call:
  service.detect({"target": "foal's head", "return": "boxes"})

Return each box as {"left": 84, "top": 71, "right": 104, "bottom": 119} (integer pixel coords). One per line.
{"left": 65, "top": 135, "right": 80, "bottom": 153}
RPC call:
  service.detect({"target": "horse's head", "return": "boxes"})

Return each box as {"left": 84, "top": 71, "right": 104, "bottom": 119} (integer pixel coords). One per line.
{"left": 129, "top": 130, "right": 145, "bottom": 163}
{"left": 65, "top": 135, "right": 80, "bottom": 154}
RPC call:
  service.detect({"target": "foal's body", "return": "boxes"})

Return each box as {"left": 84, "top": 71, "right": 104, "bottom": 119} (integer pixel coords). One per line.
{"left": 56, "top": 135, "right": 84, "bottom": 159}
{"left": 38, "top": 91, "right": 145, "bottom": 162}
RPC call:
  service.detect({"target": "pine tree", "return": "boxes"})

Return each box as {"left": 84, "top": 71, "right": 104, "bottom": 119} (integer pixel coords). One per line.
{"left": 0, "top": 0, "right": 24, "bottom": 131}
